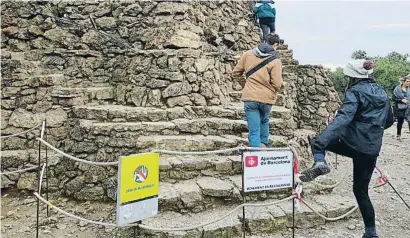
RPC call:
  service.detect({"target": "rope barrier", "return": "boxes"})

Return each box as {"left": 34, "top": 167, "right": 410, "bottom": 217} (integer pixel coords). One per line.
{"left": 40, "top": 121, "right": 46, "bottom": 139}
{"left": 36, "top": 138, "right": 118, "bottom": 166}
{"left": 33, "top": 192, "right": 295, "bottom": 231}
{"left": 0, "top": 123, "right": 42, "bottom": 139}
{"left": 301, "top": 199, "right": 358, "bottom": 221}
{"left": 30, "top": 137, "right": 372, "bottom": 229}
{"left": 0, "top": 166, "right": 39, "bottom": 175}
{"left": 38, "top": 164, "right": 46, "bottom": 196}
{"left": 36, "top": 138, "right": 299, "bottom": 166}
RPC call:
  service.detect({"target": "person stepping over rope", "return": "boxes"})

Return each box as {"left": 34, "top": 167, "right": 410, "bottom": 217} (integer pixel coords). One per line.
{"left": 299, "top": 59, "right": 394, "bottom": 238}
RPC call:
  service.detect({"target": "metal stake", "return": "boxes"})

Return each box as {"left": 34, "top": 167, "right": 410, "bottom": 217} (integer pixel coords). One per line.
{"left": 36, "top": 136, "right": 41, "bottom": 238}
{"left": 45, "top": 119, "right": 49, "bottom": 217}
{"left": 241, "top": 152, "right": 246, "bottom": 238}
{"left": 292, "top": 155, "right": 295, "bottom": 238}
{"left": 388, "top": 181, "right": 410, "bottom": 210}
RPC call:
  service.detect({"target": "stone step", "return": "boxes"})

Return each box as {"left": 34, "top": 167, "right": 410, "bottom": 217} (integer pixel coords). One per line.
{"left": 5, "top": 72, "right": 112, "bottom": 88}
{"left": 77, "top": 116, "right": 292, "bottom": 138}
{"left": 73, "top": 103, "right": 292, "bottom": 122}
{"left": 7, "top": 47, "right": 290, "bottom": 62}
{"left": 157, "top": 175, "right": 299, "bottom": 213}
{"left": 4, "top": 74, "right": 65, "bottom": 88}
{"left": 140, "top": 193, "right": 358, "bottom": 237}
{"left": 68, "top": 134, "right": 288, "bottom": 154}
{"left": 1, "top": 149, "right": 62, "bottom": 189}
{"left": 159, "top": 155, "right": 241, "bottom": 183}
{"left": 50, "top": 87, "right": 115, "bottom": 106}
{"left": 228, "top": 91, "right": 287, "bottom": 107}
{"left": 135, "top": 134, "right": 287, "bottom": 152}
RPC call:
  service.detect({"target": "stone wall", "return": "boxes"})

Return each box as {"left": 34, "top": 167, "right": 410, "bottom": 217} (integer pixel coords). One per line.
{"left": 1, "top": 0, "right": 341, "bottom": 199}
{"left": 295, "top": 65, "right": 341, "bottom": 130}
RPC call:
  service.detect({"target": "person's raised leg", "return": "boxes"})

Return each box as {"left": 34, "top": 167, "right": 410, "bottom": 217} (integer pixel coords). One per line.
{"left": 352, "top": 155, "right": 378, "bottom": 238}
{"left": 299, "top": 137, "right": 351, "bottom": 182}
{"left": 244, "top": 101, "right": 261, "bottom": 147}
{"left": 259, "top": 102, "right": 272, "bottom": 146}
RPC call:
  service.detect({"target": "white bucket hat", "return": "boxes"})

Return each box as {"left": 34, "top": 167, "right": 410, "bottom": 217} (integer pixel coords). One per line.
{"left": 343, "top": 59, "right": 374, "bottom": 79}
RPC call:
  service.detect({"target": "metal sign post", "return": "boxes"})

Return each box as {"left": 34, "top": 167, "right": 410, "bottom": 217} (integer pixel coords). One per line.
{"left": 45, "top": 119, "right": 49, "bottom": 217}
{"left": 242, "top": 149, "right": 294, "bottom": 237}
{"left": 241, "top": 152, "right": 246, "bottom": 238}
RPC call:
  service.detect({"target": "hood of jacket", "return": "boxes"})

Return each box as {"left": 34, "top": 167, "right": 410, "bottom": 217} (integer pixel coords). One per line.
{"left": 354, "top": 80, "right": 389, "bottom": 110}
{"left": 252, "top": 43, "right": 276, "bottom": 58}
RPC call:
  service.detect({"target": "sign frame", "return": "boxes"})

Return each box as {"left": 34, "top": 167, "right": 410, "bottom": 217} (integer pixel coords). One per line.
{"left": 241, "top": 149, "right": 295, "bottom": 238}
{"left": 242, "top": 150, "right": 293, "bottom": 193}
{"left": 116, "top": 152, "right": 160, "bottom": 226}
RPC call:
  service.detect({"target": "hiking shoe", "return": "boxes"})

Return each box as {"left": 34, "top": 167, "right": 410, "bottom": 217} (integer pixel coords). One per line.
{"left": 362, "top": 234, "right": 379, "bottom": 238}
{"left": 299, "top": 161, "right": 330, "bottom": 182}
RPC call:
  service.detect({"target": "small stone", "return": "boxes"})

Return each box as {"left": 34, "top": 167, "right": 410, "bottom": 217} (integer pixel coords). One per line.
{"left": 79, "top": 221, "right": 87, "bottom": 227}
{"left": 19, "top": 226, "right": 30, "bottom": 233}
{"left": 6, "top": 210, "right": 15, "bottom": 217}
{"left": 57, "top": 224, "right": 67, "bottom": 229}
{"left": 347, "top": 224, "right": 356, "bottom": 230}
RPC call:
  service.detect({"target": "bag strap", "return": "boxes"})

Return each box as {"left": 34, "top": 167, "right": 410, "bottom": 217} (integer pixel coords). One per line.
{"left": 246, "top": 55, "right": 276, "bottom": 79}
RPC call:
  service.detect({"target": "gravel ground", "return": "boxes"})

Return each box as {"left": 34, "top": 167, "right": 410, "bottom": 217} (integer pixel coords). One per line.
{"left": 1, "top": 125, "right": 409, "bottom": 238}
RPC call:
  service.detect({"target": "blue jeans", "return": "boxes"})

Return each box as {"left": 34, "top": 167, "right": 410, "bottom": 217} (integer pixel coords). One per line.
{"left": 244, "top": 101, "right": 272, "bottom": 147}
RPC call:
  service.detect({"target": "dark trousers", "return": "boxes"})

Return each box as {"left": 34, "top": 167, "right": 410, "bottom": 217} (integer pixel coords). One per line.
{"left": 396, "top": 116, "right": 409, "bottom": 135}
{"left": 310, "top": 137, "right": 377, "bottom": 228}
{"left": 259, "top": 17, "right": 275, "bottom": 41}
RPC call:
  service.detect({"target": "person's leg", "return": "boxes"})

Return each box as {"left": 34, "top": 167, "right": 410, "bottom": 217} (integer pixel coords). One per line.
{"left": 259, "top": 102, "right": 272, "bottom": 146}
{"left": 260, "top": 23, "right": 269, "bottom": 42}
{"left": 299, "top": 136, "right": 344, "bottom": 182}
{"left": 397, "top": 116, "right": 404, "bottom": 138}
{"left": 267, "top": 18, "right": 275, "bottom": 34}
{"left": 352, "top": 155, "right": 378, "bottom": 237}
{"left": 244, "top": 101, "right": 261, "bottom": 147}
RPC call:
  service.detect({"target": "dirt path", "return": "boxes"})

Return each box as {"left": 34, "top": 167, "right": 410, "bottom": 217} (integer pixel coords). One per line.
{"left": 1, "top": 125, "right": 409, "bottom": 238}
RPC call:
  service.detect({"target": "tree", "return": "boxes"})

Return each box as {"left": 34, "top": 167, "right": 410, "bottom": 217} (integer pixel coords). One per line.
{"left": 329, "top": 51, "right": 410, "bottom": 99}
{"left": 372, "top": 55, "right": 410, "bottom": 98}
{"left": 351, "top": 50, "right": 368, "bottom": 60}
{"left": 329, "top": 67, "right": 345, "bottom": 99}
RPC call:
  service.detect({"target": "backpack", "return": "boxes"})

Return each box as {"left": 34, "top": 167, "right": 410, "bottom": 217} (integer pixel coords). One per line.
{"left": 256, "top": 3, "right": 276, "bottom": 19}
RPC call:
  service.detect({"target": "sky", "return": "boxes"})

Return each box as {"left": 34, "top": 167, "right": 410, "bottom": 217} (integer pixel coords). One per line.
{"left": 273, "top": 0, "right": 410, "bottom": 70}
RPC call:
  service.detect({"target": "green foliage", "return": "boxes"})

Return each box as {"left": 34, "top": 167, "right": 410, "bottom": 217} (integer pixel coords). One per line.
{"left": 351, "top": 50, "right": 368, "bottom": 60}
{"left": 328, "top": 50, "right": 410, "bottom": 99}
{"left": 329, "top": 67, "right": 345, "bottom": 99}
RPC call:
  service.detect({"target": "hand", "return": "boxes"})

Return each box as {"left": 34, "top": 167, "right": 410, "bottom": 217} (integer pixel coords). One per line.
{"left": 402, "top": 98, "right": 409, "bottom": 104}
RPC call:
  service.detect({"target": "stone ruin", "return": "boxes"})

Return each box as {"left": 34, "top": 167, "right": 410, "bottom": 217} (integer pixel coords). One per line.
{"left": 1, "top": 1, "right": 343, "bottom": 236}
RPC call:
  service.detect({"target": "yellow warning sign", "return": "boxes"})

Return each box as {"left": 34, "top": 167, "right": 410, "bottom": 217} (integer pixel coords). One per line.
{"left": 118, "top": 153, "right": 159, "bottom": 205}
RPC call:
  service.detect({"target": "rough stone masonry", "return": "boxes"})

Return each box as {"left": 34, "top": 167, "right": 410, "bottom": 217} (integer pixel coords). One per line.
{"left": 1, "top": 0, "right": 340, "bottom": 201}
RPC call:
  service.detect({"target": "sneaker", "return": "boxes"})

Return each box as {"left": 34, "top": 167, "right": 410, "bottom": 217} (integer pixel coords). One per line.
{"left": 397, "top": 135, "right": 402, "bottom": 140}
{"left": 362, "top": 234, "right": 379, "bottom": 238}
{"left": 299, "top": 161, "right": 330, "bottom": 182}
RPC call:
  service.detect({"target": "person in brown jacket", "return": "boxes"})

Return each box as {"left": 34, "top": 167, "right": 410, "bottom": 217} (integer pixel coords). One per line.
{"left": 232, "top": 33, "right": 283, "bottom": 147}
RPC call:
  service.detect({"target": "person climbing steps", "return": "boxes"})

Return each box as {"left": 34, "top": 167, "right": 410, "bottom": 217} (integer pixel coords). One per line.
{"left": 253, "top": 0, "right": 276, "bottom": 42}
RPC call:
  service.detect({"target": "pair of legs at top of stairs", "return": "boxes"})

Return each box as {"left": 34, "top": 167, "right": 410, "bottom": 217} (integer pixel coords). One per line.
{"left": 300, "top": 137, "right": 379, "bottom": 238}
